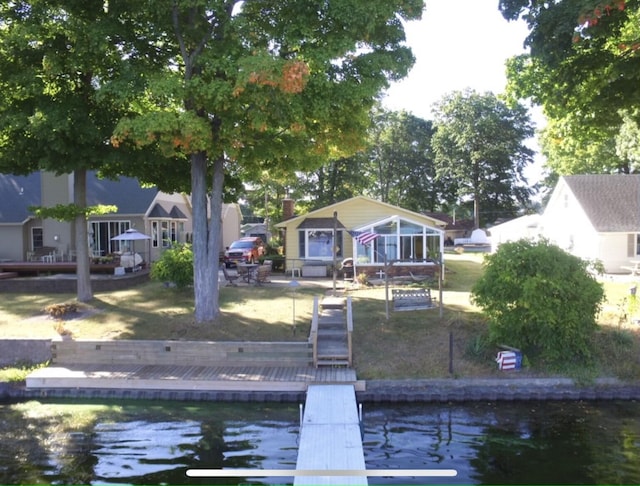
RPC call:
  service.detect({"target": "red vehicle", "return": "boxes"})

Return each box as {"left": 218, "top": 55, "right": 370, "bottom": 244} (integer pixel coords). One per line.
{"left": 224, "top": 237, "right": 265, "bottom": 267}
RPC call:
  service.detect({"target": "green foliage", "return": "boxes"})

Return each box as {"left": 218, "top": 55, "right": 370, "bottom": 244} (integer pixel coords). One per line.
{"left": 150, "top": 244, "right": 194, "bottom": 289}
{"left": 471, "top": 238, "right": 605, "bottom": 366}
{"left": 30, "top": 204, "right": 118, "bottom": 222}
{"left": 501, "top": 0, "right": 640, "bottom": 177}
{"left": 431, "top": 89, "right": 535, "bottom": 227}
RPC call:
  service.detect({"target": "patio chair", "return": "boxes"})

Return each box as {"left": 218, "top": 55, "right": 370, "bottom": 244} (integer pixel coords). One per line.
{"left": 220, "top": 265, "right": 239, "bottom": 286}
{"left": 256, "top": 264, "right": 271, "bottom": 284}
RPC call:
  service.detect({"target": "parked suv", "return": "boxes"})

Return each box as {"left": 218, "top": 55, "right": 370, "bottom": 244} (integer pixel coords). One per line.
{"left": 224, "top": 237, "right": 265, "bottom": 267}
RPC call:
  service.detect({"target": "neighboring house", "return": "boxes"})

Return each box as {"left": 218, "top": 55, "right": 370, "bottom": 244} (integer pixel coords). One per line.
{"left": 488, "top": 214, "right": 541, "bottom": 253}
{"left": 241, "top": 222, "right": 270, "bottom": 244}
{"left": 0, "top": 171, "right": 238, "bottom": 264}
{"left": 275, "top": 196, "right": 447, "bottom": 278}
{"left": 540, "top": 174, "right": 640, "bottom": 273}
{"left": 424, "top": 212, "right": 474, "bottom": 244}
{"left": 221, "top": 203, "right": 243, "bottom": 251}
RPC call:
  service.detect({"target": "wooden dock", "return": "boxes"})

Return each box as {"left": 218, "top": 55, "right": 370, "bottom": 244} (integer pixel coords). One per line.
{"left": 26, "top": 364, "right": 365, "bottom": 392}
{"left": 295, "top": 384, "right": 367, "bottom": 485}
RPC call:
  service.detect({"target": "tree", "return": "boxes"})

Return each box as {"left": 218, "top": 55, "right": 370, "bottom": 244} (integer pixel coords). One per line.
{"left": 0, "top": 1, "right": 164, "bottom": 302}
{"left": 111, "top": 0, "right": 423, "bottom": 323}
{"left": 431, "top": 90, "right": 535, "bottom": 229}
{"left": 501, "top": 0, "right": 640, "bottom": 176}
{"left": 471, "top": 239, "right": 605, "bottom": 366}
{"left": 364, "top": 109, "right": 457, "bottom": 212}
{"left": 294, "top": 154, "right": 371, "bottom": 212}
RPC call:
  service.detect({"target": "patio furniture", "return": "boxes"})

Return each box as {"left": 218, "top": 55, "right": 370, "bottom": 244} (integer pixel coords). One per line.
{"left": 621, "top": 260, "right": 640, "bottom": 276}
{"left": 256, "top": 264, "right": 272, "bottom": 285}
{"left": 392, "top": 288, "right": 435, "bottom": 311}
{"left": 220, "top": 265, "right": 239, "bottom": 286}
{"left": 237, "top": 263, "right": 259, "bottom": 283}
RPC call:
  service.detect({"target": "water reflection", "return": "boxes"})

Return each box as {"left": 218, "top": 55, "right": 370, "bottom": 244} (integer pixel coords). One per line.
{"left": 0, "top": 399, "right": 638, "bottom": 484}
{"left": 363, "top": 401, "right": 640, "bottom": 485}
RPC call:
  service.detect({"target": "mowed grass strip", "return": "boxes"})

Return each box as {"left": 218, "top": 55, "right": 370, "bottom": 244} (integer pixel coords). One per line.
{"left": 0, "top": 253, "right": 639, "bottom": 379}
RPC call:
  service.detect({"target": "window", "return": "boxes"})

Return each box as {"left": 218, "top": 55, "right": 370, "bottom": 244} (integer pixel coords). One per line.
{"left": 89, "top": 221, "right": 130, "bottom": 255}
{"left": 298, "top": 230, "right": 343, "bottom": 260}
{"left": 353, "top": 216, "right": 441, "bottom": 265}
{"left": 151, "top": 220, "right": 179, "bottom": 248}
{"left": 31, "top": 227, "right": 43, "bottom": 250}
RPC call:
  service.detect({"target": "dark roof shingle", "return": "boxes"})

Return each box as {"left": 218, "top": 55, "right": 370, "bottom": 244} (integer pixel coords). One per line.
{"left": 563, "top": 174, "right": 640, "bottom": 232}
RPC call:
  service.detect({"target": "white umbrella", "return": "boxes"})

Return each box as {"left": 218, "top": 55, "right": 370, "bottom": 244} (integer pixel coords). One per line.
{"left": 111, "top": 229, "right": 151, "bottom": 267}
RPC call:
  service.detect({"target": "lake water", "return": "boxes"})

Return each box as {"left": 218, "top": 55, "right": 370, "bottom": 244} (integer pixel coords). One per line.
{"left": 0, "top": 398, "right": 638, "bottom": 484}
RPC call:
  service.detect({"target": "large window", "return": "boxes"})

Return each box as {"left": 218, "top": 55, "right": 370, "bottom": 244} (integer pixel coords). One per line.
{"left": 89, "top": 221, "right": 130, "bottom": 256}
{"left": 298, "top": 230, "right": 343, "bottom": 260}
{"left": 354, "top": 216, "right": 441, "bottom": 265}
{"left": 152, "top": 220, "right": 179, "bottom": 248}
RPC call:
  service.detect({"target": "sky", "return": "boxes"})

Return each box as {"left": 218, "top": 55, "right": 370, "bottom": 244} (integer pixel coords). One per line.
{"left": 382, "top": 0, "right": 532, "bottom": 119}
{"left": 381, "top": 0, "right": 544, "bottom": 183}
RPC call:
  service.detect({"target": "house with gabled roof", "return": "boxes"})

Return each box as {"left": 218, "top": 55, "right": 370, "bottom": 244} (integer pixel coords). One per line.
{"left": 540, "top": 174, "right": 640, "bottom": 273}
{"left": 275, "top": 196, "right": 446, "bottom": 278}
{"left": 0, "top": 171, "right": 241, "bottom": 264}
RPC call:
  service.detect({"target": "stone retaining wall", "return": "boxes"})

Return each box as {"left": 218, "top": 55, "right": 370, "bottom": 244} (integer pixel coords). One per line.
{"left": 4, "top": 379, "right": 640, "bottom": 403}
{"left": 0, "top": 339, "right": 52, "bottom": 366}
{"left": 51, "top": 339, "right": 313, "bottom": 367}
{"left": 0, "top": 272, "right": 149, "bottom": 293}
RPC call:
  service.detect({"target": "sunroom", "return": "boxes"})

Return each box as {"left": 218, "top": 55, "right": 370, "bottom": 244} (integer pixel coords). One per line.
{"left": 350, "top": 215, "right": 444, "bottom": 280}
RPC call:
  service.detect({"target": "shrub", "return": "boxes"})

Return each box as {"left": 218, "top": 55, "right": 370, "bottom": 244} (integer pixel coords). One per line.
{"left": 44, "top": 302, "right": 78, "bottom": 319}
{"left": 471, "top": 238, "right": 605, "bottom": 366}
{"left": 150, "top": 243, "right": 194, "bottom": 289}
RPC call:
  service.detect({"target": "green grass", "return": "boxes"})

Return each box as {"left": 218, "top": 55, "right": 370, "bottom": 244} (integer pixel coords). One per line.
{"left": 1, "top": 252, "right": 639, "bottom": 381}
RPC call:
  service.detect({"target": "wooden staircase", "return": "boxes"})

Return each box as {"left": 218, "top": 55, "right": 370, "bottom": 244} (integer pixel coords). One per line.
{"left": 311, "top": 296, "right": 353, "bottom": 368}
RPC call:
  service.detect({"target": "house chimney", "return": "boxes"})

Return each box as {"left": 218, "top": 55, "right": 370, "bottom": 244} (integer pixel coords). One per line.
{"left": 282, "top": 198, "right": 294, "bottom": 220}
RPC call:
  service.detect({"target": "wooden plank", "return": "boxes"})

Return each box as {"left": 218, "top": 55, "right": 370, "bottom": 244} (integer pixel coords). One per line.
{"left": 295, "top": 385, "right": 366, "bottom": 485}
{"left": 26, "top": 364, "right": 363, "bottom": 392}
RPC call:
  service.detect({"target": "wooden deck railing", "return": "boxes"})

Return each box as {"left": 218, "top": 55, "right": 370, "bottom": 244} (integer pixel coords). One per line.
{"left": 346, "top": 296, "right": 353, "bottom": 367}
{"left": 309, "top": 296, "right": 319, "bottom": 367}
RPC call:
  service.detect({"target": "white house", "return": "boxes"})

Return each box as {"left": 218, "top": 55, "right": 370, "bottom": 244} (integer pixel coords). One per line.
{"left": 540, "top": 174, "right": 640, "bottom": 273}
{"left": 489, "top": 214, "right": 541, "bottom": 253}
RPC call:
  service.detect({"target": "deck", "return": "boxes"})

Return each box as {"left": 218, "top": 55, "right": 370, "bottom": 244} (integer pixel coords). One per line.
{"left": 0, "top": 261, "right": 120, "bottom": 276}
{"left": 26, "top": 364, "right": 364, "bottom": 392}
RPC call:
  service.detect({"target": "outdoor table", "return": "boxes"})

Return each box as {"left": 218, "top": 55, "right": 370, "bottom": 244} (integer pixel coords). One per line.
{"left": 238, "top": 263, "right": 259, "bottom": 284}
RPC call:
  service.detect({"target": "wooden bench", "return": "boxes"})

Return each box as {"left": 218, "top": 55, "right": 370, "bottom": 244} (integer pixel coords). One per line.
{"left": 392, "top": 288, "right": 435, "bottom": 311}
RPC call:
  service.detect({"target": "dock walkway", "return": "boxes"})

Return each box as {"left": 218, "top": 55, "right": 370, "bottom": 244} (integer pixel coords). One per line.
{"left": 295, "top": 384, "right": 367, "bottom": 485}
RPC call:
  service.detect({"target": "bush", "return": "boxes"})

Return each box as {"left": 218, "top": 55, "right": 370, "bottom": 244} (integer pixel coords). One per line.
{"left": 150, "top": 243, "right": 194, "bottom": 289}
{"left": 471, "top": 238, "right": 604, "bottom": 366}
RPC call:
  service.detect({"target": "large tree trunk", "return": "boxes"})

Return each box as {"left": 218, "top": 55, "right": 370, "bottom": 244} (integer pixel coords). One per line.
{"left": 191, "top": 152, "right": 223, "bottom": 323}
{"left": 74, "top": 169, "right": 93, "bottom": 302}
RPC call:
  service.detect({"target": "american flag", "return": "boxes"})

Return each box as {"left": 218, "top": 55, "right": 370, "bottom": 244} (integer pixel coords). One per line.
{"left": 348, "top": 230, "right": 380, "bottom": 245}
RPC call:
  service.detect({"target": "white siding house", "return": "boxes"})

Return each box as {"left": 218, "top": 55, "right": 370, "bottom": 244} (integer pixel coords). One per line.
{"left": 540, "top": 174, "right": 640, "bottom": 273}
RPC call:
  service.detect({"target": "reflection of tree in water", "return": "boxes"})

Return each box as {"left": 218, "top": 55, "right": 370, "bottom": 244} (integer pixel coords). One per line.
{"left": 469, "top": 402, "right": 638, "bottom": 485}
{"left": 0, "top": 401, "right": 99, "bottom": 484}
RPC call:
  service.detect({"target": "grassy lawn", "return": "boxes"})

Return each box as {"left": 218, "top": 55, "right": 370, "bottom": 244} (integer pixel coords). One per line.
{"left": 1, "top": 252, "right": 639, "bottom": 380}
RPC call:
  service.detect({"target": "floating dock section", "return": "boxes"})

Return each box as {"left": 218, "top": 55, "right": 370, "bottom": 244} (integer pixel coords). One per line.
{"left": 295, "top": 384, "right": 366, "bottom": 485}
